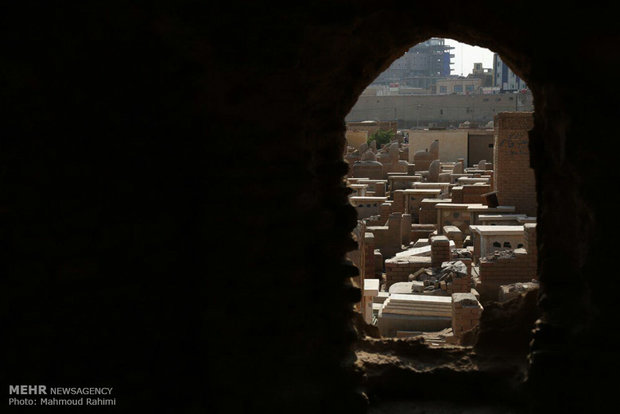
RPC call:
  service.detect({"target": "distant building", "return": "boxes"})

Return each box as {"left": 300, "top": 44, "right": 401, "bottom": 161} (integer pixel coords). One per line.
{"left": 373, "top": 38, "right": 454, "bottom": 92}
{"left": 493, "top": 54, "right": 527, "bottom": 92}
{"left": 436, "top": 77, "right": 482, "bottom": 95}
{"left": 470, "top": 62, "right": 494, "bottom": 87}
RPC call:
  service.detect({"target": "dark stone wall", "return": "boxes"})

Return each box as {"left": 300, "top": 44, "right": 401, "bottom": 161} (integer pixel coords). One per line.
{"left": 4, "top": 1, "right": 619, "bottom": 412}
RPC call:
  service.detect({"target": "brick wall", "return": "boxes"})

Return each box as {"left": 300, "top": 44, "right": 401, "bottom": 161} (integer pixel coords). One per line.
{"left": 431, "top": 235, "right": 451, "bottom": 268}
{"left": 524, "top": 223, "right": 537, "bottom": 265}
{"left": 451, "top": 293, "right": 483, "bottom": 342}
{"left": 478, "top": 249, "right": 536, "bottom": 300}
{"left": 411, "top": 224, "right": 437, "bottom": 242}
{"left": 451, "top": 187, "right": 464, "bottom": 203}
{"left": 462, "top": 184, "right": 491, "bottom": 204}
{"left": 379, "top": 202, "right": 391, "bottom": 223}
{"left": 401, "top": 214, "right": 412, "bottom": 245}
{"left": 392, "top": 189, "right": 406, "bottom": 214}
{"left": 493, "top": 112, "right": 536, "bottom": 216}
{"left": 385, "top": 256, "right": 432, "bottom": 288}
{"left": 448, "top": 275, "right": 472, "bottom": 294}
{"left": 363, "top": 232, "right": 375, "bottom": 278}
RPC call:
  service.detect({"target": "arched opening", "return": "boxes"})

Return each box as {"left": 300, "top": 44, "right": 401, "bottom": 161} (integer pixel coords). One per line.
{"left": 344, "top": 37, "right": 539, "bottom": 411}
{"left": 6, "top": 4, "right": 616, "bottom": 414}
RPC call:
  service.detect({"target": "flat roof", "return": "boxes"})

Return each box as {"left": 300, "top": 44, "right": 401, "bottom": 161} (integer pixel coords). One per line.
{"left": 469, "top": 225, "right": 525, "bottom": 235}
{"left": 467, "top": 206, "right": 516, "bottom": 212}
{"left": 436, "top": 203, "right": 484, "bottom": 209}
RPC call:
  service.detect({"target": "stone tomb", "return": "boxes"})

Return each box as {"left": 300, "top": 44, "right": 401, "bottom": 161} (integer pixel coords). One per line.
{"left": 478, "top": 214, "right": 527, "bottom": 226}
{"left": 419, "top": 198, "right": 451, "bottom": 225}
{"left": 348, "top": 183, "right": 367, "bottom": 196}
{"left": 469, "top": 225, "right": 526, "bottom": 263}
{"left": 436, "top": 203, "right": 483, "bottom": 235}
{"left": 363, "top": 279, "right": 380, "bottom": 323}
{"left": 349, "top": 196, "right": 388, "bottom": 219}
{"left": 402, "top": 189, "right": 442, "bottom": 219}
{"left": 388, "top": 175, "right": 422, "bottom": 194}
{"left": 377, "top": 294, "right": 453, "bottom": 336}
{"left": 468, "top": 205, "right": 517, "bottom": 225}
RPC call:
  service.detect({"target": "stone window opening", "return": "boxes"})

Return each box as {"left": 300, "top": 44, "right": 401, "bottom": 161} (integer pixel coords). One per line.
{"left": 345, "top": 37, "right": 545, "bottom": 412}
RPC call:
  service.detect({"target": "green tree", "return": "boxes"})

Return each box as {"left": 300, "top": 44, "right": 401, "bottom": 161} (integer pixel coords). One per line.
{"left": 367, "top": 129, "right": 395, "bottom": 149}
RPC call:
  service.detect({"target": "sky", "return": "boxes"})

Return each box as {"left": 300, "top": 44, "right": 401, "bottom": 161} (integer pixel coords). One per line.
{"left": 444, "top": 38, "right": 494, "bottom": 76}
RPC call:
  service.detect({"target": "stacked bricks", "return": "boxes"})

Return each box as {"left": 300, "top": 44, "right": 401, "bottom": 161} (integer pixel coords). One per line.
{"left": 411, "top": 224, "right": 436, "bottom": 243}
{"left": 431, "top": 235, "right": 451, "bottom": 268}
{"left": 401, "top": 214, "right": 412, "bottom": 245}
{"left": 379, "top": 202, "right": 391, "bottom": 224}
{"left": 451, "top": 186, "right": 464, "bottom": 203}
{"left": 404, "top": 189, "right": 442, "bottom": 219}
{"left": 363, "top": 232, "right": 375, "bottom": 278}
{"left": 448, "top": 274, "right": 472, "bottom": 294}
{"left": 419, "top": 198, "right": 447, "bottom": 225}
{"left": 369, "top": 212, "right": 403, "bottom": 259}
{"left": 478, "top": 249, "right": 534, "bottom": 301}
{"left": 374, "top": 182, "right": 386, "bottom": 197}
{"left": 493, "top": 112, "right": 536, "bottom": 217}
{"left": 392, "top": 190, "right": 406, "bottom": 215}
{"left": 385, "top": 256, "right": 432, "bottom": 288}
{"left": 443, "top": 225, "right": 464, "bottom": 248}
{"left": 451, "top": 293, "right": 483, "bottom": 342}
{"left": 483, "top": 170, "right": 494, "bottom": 188}
{"left": 374, "top": 250, "right": 383, "bottom": 275}
{"left": 462, "top": 184, "right": 491, "bottom": 204}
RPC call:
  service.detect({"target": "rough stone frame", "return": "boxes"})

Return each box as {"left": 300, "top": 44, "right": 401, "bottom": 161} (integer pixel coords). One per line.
{"left": 5, "top": 2, "right": 619, "bottom": 413}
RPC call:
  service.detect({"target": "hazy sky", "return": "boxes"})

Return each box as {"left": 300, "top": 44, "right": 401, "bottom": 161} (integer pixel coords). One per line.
{"left": 444, "top": 38, "right": 494, "bottom": 76}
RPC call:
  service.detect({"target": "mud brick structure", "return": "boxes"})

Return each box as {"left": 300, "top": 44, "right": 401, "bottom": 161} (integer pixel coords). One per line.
{"left": 6, "top": 2, "right": 620, "bottom": 413}
{"left": 362, "top": 233, "right": 375, "bottom": 279}
{"left": 462, "top": 184, "right": 492, "bottom": 203}
{"left": 348, "top": 183, "right": 367, "bottom": 196}
{"left": 379, "top": 202, "right": 392, "bottom": 223}
{"left": 412, "top": 182, "right": 451, "bottom": 191}
{"left": 478, "top": 214, "right": 527, "bottom": 225}
{"left": 470, "top": 225, "right": 526, "bottom": 263}
{"left": 448, "top": 274, "right": 472, "bottom": 294}
{"left": 373, "top": 181, "right": 387, "bottom": 197}
{"left": 478, "top": 249, "right": 535, "bottom": 301}
{"left": 350, "top": 149, "right": 384, "bottom": 180}
{"left": 436, "top": 203, "right": 480, "bottom": 234}
{"left": 450, "top": 186, "right": 464, "bottom": 203}
{"left": 494, "top": 112, "right": 537, "bottom": 217}
{"left": 468, "top": 205, "right": 517, "bottom": 225}
{"left": 411, "top": 223, "right": 437, "bottom": 242}
{"left": 419, "top": 198, "right": 449, "bottom": 224}
{"left": 402, "top": 188, "right": 442, "bottom": 218}
{"left": 349, "top": 196, "right": 388, "bottom": 219}
{"left": 431, "top": 235, "right": 451, "bottom": 268}
{"left": 443, "top": 225, "right": 464, "bottom": 248}
{"left": 366, "top": 212, "right": 403, "bottom": 259}
{"left": 362, "top": 279, "right": 380, "bottom": 323}
{"left": 413, "top": 139, "right": 439, "bottom": 172}
{"left": 391, "top": 189, "right": 407, "bottom": 215}
{"left": 384, "top": 256, "right": 432, "bottom": 288}
{"left": 451, "top": 293, "right": 484, "bottom": 342}
{"left": 387, "top": 175, "right": 421, "bottom": 194}
{"left": 400, "top": 213, "right": 412, "bottom": 245}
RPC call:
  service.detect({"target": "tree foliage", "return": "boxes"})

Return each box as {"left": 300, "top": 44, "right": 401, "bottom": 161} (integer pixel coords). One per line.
{"left": 367, "top": 129, "right": 395, "bottom": 149}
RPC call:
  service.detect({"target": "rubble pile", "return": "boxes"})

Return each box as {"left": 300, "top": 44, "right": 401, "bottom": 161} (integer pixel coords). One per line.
{"left": 498, "top": 280, "right": 539, "bottom": 302}
{"left": 483, "top": 249, "right": 516, "bottom": 261}
{"left": 407, "top": 260, "right": 470, "bottom": 295}
{"left": 452, "top": 248, "right": 472, "bottom": 259}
